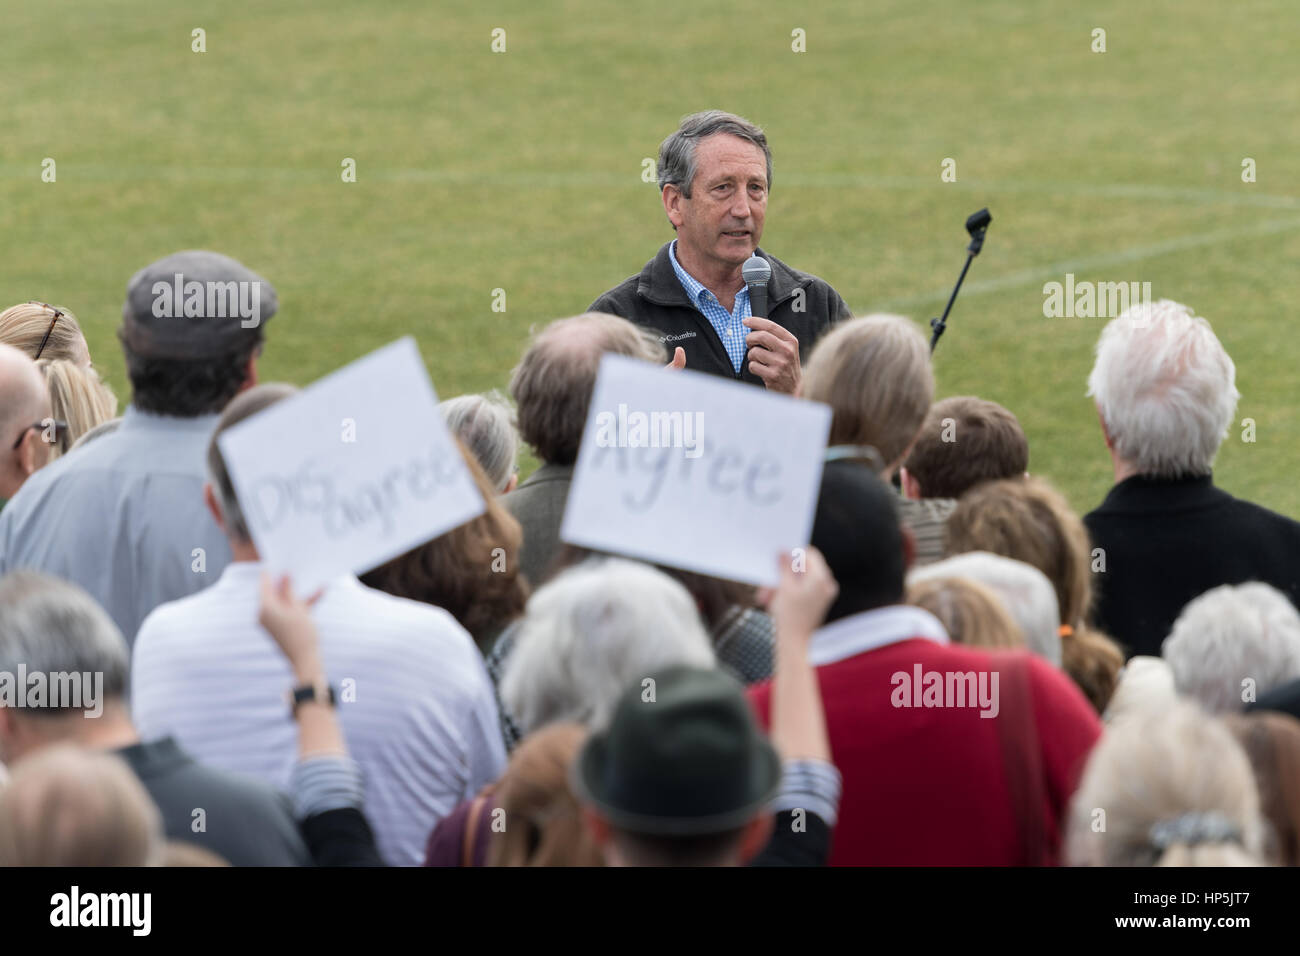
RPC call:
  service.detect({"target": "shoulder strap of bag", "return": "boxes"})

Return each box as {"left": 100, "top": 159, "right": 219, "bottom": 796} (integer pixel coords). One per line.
{"left": 461, "top": 785, "right": 496, "bottom": 868}
{"left": 994, "top": 655, "right": 1051, "bottom": 866}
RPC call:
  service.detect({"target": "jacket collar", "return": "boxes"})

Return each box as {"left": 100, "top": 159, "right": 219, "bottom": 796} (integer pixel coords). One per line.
{"left": 1095, "top": 472, "right": 1226, "bottom": 515}
{"left": 519, "top": 462, "right": 575, "bottom": 488}
{"left": 636, "top": 241, "right": 809, "bottom": 309}
{"left": 115, "top": 735, "right": 191, "bottom": 779}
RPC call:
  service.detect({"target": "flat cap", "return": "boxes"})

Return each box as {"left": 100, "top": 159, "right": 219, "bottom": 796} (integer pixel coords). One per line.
{"left": 120, "top": 250, "right": 277, "bottom": 360}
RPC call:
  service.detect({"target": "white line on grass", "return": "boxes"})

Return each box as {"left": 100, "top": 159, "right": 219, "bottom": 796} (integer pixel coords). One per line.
{"left": 867, "top": 215, "right": 1300, "bottom": 312}
{"left": 3, "top": 165, "right": 1298, "bottom": 212}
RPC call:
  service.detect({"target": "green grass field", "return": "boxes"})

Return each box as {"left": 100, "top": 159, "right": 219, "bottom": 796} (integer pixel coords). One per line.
{"left": 4, "top": 0, "right": 1299, "bottom": 516}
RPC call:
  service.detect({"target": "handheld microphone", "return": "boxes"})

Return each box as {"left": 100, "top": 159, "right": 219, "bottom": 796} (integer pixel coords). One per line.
{"left": 742, "top": 255, "right": 771, "bottom": 318}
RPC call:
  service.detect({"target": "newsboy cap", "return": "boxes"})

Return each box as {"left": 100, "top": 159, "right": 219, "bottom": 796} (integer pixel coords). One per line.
{"left": 120, "top": 250, "right": 277, "bottom": 360}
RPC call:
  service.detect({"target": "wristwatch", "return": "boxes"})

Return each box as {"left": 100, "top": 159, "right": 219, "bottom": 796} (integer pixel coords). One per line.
{"left": 288, "top": 680, "right": 337, "bottom": 716}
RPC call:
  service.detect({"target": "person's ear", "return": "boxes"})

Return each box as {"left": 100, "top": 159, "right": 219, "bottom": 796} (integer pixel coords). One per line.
{"left": 662, "top": 185, "right": 686, "bottom": 230}
{"left": 900, "top": 466, "right": 923, "bottom": 501}
{"left": 203, "top": 482, "right": 227, "bottom": 534}
{"left": 239, "top": 351, "right": 259, "bottom": 393}
{"left": 502, "top": 473, "right": 519, "bottom": 495}
{"left": 1095, "top": 404, "right": 1114, "bottom": 451}
{"left": 901, "top": 523, "right": 917, "bottom": 573}
{"left": 737, "top": 812, "right": 776, "bottom": 865}
{"left": 0, "top": 707, "right": 34, "bottom": 765}
{"left": 15, "top": 427, "right": 49, "bottom": 477}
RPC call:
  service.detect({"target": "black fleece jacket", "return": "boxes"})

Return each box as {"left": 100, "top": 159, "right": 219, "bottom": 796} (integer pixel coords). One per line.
{"left": 589, "top": 242, "right": 852, "bottom": 386}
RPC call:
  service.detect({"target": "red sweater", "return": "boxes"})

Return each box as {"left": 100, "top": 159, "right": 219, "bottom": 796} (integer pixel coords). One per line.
{"left": 750, "top": 633, "right": 1101, "bottom": 866}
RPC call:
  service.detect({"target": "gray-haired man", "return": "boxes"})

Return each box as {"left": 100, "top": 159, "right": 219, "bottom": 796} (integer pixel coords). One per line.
{"left": 0, "top": 571, "right": 311, "bottom": 866}
{"left": 590, "top": 110, "right": 851, "bottom": 394}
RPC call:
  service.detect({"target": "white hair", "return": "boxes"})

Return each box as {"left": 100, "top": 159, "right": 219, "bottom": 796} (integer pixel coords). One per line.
{"left": 1087, "top": 299, "right": 1239, "bottom": 479}
{"left": 908, "top": 551, "right": 1061, "bottom": 666}
{"left": 439, "top": 391, "right": 519, "bottom": 492}
{"left": 1103, "top": 655, "right": 1177, "bottom": 724}
{"left": 499, "top": 558, "right": 716, "bottom": 734}
{"left": 1162, "top": 582, "right": 1300, "bottom": 714}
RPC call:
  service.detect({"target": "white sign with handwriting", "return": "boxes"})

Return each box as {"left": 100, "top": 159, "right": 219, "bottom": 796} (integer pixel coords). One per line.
{"left": 217, "top": 337, "right": 485, "bottom": 592}
{"left": 561, "top": 354, "right": 831, "bottom": 586}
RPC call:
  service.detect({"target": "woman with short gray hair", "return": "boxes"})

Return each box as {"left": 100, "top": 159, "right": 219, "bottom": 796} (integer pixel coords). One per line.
{"left": 439, "top": 391, "right": 519, "bottom": 494}
{"left": 499, "top": 557, "right": 716, "bottom": 734}
{"left": 1163, "top": 582, "right": 1300, "bottom": 714}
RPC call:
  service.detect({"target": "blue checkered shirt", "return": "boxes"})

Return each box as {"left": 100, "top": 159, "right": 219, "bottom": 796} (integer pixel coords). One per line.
{"left": 668, "top": 240, "right": 751, "bottom": 373}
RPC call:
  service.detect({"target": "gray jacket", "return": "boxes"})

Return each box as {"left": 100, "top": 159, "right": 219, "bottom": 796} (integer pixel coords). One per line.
{"left": 503, "top": 463, "right": 574, "bottom": 587}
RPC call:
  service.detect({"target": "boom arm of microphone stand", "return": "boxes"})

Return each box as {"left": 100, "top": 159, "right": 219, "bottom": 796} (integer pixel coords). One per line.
{"left": 929, "top": 224, "right": 989, "bottom": 353}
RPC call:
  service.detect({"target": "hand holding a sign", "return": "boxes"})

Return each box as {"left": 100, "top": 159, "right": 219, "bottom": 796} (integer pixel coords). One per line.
{"left": 258, "top": 573, "right": 324, "bottom": 681}
{"left": 765, "top": 546, "right": 839, "bottom": 641}
{"left": 665, "top": 347, "right": 686, "bottom": 371}
{"left": 744, "top": 316, "right": 802, "bottom": 395}
{"left": 258, "top": 572, "right": 348, "bottom": 761}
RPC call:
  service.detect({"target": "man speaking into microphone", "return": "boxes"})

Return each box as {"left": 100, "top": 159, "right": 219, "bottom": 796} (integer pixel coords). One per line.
{"left": 588, "top": 110, "right": 851, "bottom": 394}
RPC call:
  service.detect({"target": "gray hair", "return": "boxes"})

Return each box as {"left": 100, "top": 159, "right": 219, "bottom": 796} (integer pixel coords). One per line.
{"left": 657, "top": 110, "right": 772, "bottom": 197}
{"left": 0, "top": 571, "right": 130, "bottom": 707}
{"left": 1087, "top": 299, "right": 1239, "bottom": 478}
{"left": 499, "top": 557, "right": 716, "bottom": 734}
{"left": 439, "top": 391, "right": 518, "bottom": 492}
{"left": 909, "top": 551, "right": 1062, "bottom": 666}
{"left": 1163, "top": 582, "right": 1300, "bottom": 714}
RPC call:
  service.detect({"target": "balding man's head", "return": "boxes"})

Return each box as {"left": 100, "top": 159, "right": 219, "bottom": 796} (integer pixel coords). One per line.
{"left": 0, "top": 344, "right": 53, "bottom": 500}
{"left": 510, "top": 313, "right": 666, "bottom": 465}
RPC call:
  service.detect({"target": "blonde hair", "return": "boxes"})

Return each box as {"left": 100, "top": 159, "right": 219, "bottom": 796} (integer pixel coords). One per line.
{"left": 1067, "top": 703, "right": 1264, "bottom": 867}
{"left": 906, "top": 576, "right": 1025, "bottom": 652}
{"left": 35, "top": 358, "right": 118, "bottom": 459}
{"left": 0, "top": 744, "right": 164, "bottom": 866}
{"left": 802, "top": 314, "right": 934, "bottom": 469}
{"left": 0, "top": 301, "right": 91, "bottom": 365}
{"left": 1103, "top": 656, "right": 1177, "bottom": 724}
{"left": 946, "top": 476, "right": 1124, "bottom": 711}
{"left": 485, "top": 723, "right": 603, "bottom": 867}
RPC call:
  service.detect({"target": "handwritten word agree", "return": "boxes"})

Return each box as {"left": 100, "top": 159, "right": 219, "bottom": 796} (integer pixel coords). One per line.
{"left": 585, "top": 439, "right": 782, "bottom": 513}
{"left": 246, "top": 447, "right": 464, "bottom": 538}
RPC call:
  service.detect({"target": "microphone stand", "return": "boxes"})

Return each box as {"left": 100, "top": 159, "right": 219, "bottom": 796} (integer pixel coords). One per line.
{"left": 929, "top": 209, "right": 992, "bottom": 353}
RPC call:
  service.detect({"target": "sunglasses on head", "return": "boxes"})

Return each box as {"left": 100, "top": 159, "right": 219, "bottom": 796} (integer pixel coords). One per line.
{"left": 27, "top": 301, "right": 66, "bottom": 361}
